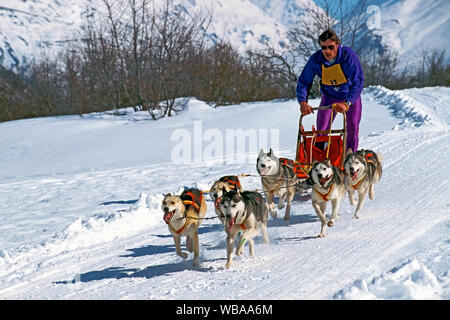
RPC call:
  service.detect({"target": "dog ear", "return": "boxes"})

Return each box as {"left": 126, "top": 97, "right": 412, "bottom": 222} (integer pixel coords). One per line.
{"left": 164, "top": 193, "right": 172, "bottom": 197}
{"left": 324, "top": 158, "right": 331, "bottom": 166}
{"left": 347, "top": 148, "right": 353, "bottom": 156}
{"left": 258, "top": 148, "right": 265, "bottom": 157}
{"left": 268, "top": 148, "right": 273, "bottom": 157}
{"left": 222, "top": 186, "right": 228, "bottom": 195}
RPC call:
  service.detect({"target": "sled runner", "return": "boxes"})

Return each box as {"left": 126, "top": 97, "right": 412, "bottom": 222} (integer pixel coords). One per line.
{"left": 295, "top": 105, "right": 347, "bottom": 179}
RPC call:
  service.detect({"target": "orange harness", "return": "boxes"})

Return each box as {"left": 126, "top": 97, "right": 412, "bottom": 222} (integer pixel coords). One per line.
{"left": 350, "top": 179, "right": 363, "bottom": 190}
{"left": 313, "top": 184, "right": 334, "bottom": 202}
{"left": 169, "top": 219, "right": 188, "bottom": 235}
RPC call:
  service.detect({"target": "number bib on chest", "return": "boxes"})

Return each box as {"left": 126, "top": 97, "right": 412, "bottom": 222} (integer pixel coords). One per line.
{"left": 321, "top": 63, "right": 348, "bottom": 86}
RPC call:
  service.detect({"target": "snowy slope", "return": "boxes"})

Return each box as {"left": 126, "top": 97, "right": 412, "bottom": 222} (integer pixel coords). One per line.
{"left": 373, "top": 0, "right": 450, "bottom": 58}
{"left": 0, "top": 86, "right": 449, "bottom": 299}
{"left": 0, "top": 0, "right": 102, "bottom": 69}
{"left": 0, "top": 0, "right": 315, "bottom": 69}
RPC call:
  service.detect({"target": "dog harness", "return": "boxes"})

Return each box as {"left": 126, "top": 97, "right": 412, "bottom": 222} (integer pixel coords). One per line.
{"left": 262, "top": 158, "right": 299, "bottom": 194}
{"left": 180, "top": 189, "right": 203, "bottom": 212}
{"left": 280, "top": 158, "right": 304, "bottom": 177}
{"left": 219, "top": 175, "right": 242, "bottom": 190}
{"left": 313, "top": 175, "right": 334, "bottom": 202}
{"left": 168, "top": 189, "right": 203, "bottom": 235}
{"left": 364, "top": 152, "right": 375, "bottom": 164}
{"left": 169, "top": 219, "right": 189, "bottom": 235}
{"left": 350, "top": 179, "right": 363, "bottom": 190}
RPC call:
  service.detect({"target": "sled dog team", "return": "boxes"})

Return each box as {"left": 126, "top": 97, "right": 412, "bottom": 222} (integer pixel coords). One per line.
{"left": 161, "top": 148, "right": 382, "bottom": 268}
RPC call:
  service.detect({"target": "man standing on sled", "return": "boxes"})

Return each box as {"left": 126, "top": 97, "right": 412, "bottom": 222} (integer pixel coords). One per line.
{"left": 296, "top": 29, "right": 364, "bottom": 152}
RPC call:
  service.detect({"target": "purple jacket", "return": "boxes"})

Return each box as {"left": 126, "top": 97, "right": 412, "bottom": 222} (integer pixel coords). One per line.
{"left": 296, "top": 45, "right": 364, "bottom": 105}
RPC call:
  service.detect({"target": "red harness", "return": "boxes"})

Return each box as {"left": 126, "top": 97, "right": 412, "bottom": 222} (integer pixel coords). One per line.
{"left": 219, "top": 175, "right": 242, "bottom": 190}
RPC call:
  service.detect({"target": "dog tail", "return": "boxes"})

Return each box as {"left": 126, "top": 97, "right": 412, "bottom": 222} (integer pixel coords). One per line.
{"left": 376, "top": 152, "right": 384, "bottom": 164}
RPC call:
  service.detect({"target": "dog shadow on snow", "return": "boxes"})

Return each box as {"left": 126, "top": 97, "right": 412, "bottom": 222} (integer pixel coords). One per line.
{"left": 55, "top": 194, "right": 318, "bottom": 285}
{"left": 54, "top": 227, "right": 224, "bottom": 285}
{"left": 54, "top": 258, "right": 215, "bottom": 285}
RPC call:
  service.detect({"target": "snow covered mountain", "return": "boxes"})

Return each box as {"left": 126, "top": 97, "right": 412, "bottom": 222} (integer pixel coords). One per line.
{"left": 0, "top": 0, "right": 316, "bottom": 70}
{"left": 372, "top": 0, "right": 450, "bottom": 58}
{"left": 0, "top": 0, "right": 102, "bottom": 69}
{"left": 0, "top": 0, "right": 448, "bottom": 70}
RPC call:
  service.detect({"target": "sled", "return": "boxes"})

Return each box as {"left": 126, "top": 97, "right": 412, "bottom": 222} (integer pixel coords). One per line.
{"left": 295, "top": 106, "right": 347, "bottom": 179}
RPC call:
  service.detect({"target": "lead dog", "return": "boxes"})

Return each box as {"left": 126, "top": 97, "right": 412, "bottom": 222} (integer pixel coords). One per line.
{"left": 309, "top": 159, "right": 346, "bottom": 237}
{"left": 220, "top": 189, "right": 269, "bottom": 269}
{"left": 162, "top": 188, "right": 206, "bottom": 267}
{"left": 210, "top": 175, "right": 243, "bottom": 224}
{"left": 344, "top": 149, "right": 383, "bottom": 219}
{"left": 256, "top": 148, "right": 298, "bottom": 221}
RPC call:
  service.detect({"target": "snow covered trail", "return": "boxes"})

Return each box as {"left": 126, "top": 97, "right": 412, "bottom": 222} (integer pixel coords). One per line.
{"left": 0, "top": 86, "right": 449, "bottom": 299}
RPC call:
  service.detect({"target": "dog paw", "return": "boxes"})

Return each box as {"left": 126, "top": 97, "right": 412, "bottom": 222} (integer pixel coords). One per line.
{"left": 269, "top": 211, "right": 278, "bottom": 219}
{"left": 317, "top": 233, "right": 325, "bottom": 238}
{"left": 179, "top": 252, "right": 188, "bottom": 259}
{"left": 277, "top": 202, "right": 285, "bottom": 210}
{"left": 225, "top": 261, "right": 232, "bottom": 269}
{"left": 236, "top": 247, "right": 243, "bottom": 256}
{"left": 353, "top": 214, "right": 359, "bottom": 219}
{"left": 283, "top": 215, "right": 291, "bottom": 222}
{"left": 327, "top": 220, "right": 334, "bottom": 227}
{"left": 192, "top": 259, "right": 199, "bottom": 268}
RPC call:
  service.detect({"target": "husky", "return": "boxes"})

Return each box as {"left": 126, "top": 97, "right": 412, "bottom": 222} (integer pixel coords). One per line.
{"left": 209, "top": 175, "right": 243, "bottom": 224}
{"left": 220, "top": 189, "right": 269, "bottom": 269}
{"left": 161, "top": 188, "right": 207, "bottom": 267}
{"left": 256, "top": 148, "right": 298, "bottom": 221}
{"left": 344, "top": 149, "right": 383, "bottom": 219}
{"left": 309, "top": 159, "right": 346, "bottom": 237}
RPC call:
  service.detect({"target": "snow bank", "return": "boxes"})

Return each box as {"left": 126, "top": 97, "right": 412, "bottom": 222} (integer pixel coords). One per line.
{"left": 59, "top": 192, "right": 162, "bottom": 248}
{"left": 335, "top": 259, "right": 442, "bottom": 300}
{"left": 364, "top": 86, "right": 444, "bottom": 129}
{"left": 0, "top": 192, "right": 163, "bottom": 273}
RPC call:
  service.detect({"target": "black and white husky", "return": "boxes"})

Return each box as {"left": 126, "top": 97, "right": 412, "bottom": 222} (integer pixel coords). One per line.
{"left": 256, "top": 148, "right": 298, "bottom": 221}
{"left": 309, "top": 159, "right": 346, "bottom": 238}
{"left": 220, "top": 189, "right": 269, "bottom": 269}
{"left": 344, "top": 149, "right": 383, "bottom": 219}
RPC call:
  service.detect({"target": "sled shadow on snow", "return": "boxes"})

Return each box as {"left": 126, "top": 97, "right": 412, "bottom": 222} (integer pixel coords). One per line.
{"left": 55, "top": 261, "right": 213, "bottom": 284}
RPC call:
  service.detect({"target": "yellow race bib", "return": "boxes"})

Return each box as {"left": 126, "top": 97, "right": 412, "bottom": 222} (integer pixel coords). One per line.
{"left": 321, "top": 63, "right": 348, "bottom": 86}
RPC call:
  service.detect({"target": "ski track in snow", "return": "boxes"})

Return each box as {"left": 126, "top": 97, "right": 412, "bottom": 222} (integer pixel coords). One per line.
{"left": 0, "top": 86, "right": 449, "bottom": 299}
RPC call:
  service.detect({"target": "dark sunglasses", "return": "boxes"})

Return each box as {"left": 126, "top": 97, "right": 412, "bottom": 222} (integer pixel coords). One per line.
{"left": 321, "top": 45, "right": 335, "bottom": 51}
